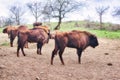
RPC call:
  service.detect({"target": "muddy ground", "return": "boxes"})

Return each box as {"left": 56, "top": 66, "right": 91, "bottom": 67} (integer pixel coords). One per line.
{"left": 0, "top": 33, "right": 120, "bottom": 80}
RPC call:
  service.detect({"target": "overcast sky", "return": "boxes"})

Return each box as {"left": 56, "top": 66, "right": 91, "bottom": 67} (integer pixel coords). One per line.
{"left": 0, "top": 0, "right": 120, "bottom": 24}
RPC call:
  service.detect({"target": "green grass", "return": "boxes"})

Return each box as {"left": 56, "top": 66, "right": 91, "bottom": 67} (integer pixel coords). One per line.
{"left": 50, "top": 21, "right": 120, "bottom": 39}
{"left": 60, "top": 26, "right": 120, "bottom": 39}
{"left": 0, "top": 21, "right": 120, "bottom": 39}
{"left": 88, "top": 29, "right": 120, "bottom": 39}
{"left": 0, "top": 27, "right": 4, "bottom": 33}
{"left": 0, "top": 42, "right": 9, "bottom": 46}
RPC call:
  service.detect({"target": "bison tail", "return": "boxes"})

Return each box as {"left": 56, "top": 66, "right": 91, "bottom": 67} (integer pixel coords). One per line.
{"left": 17, "top": 32, "right": 21, "bottom": 45}
{"left": 17, "top": 32, "right": 23, "bottom": 46}
{"left": 53, "top": 36, "right": 60, "bottom": 55}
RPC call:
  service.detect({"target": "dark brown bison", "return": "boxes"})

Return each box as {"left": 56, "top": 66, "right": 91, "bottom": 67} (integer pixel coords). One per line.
{"left": 33, "top": 22, "right": 42, "bottom": 27}
{"left": 3, "top": 25, "right": 18, "bottom": 37}
{"left": 17, "top": 27, "right": 49, "bottom": 57}
{"left": 3, "top": 26, "right": 18, "bottom": 47}
{"left": 3, "top": 25, "right": 28, "bottom": 47}
{"left": 51, "top": 30, "right": 99, "bottom": 65}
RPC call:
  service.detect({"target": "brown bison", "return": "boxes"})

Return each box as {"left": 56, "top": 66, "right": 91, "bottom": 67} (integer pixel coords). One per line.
{"left": 3, "top": 26, "right": 18, "bottom": 47}
{"left": 17, "top": 27, "right": 50, "bottom": 57}
{"left": 3, "top": 25, "right": 18, "bottom": 37}
{"left": 33, "top": 25, "right": 50, "bottom": 43}
{"left": 33, "top": 22, "right": 42, "bottom": 27}
{"left": 49, "top": 30, "right": 60, "bottom": 39}
{"left": 3, "top": 25, "right": 28, "bottom": 47}
{"left": 51, "top": 30, "right": 99, "bottom": 65}
{"left": 33, "top": 25, "right": 50, "bottom": 34}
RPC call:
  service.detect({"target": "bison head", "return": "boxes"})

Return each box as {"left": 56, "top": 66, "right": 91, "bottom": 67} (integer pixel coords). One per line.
{"left": 3, "top": 28, "right": 7, "bottom": 33}
{"left": 3, "top": 28, "right": 11, "bottom": 38}
{"left": 33, "top": 22, "right": 42, "bottom": 27}
{"left": 89, "top": 35, "right": 99, "bottom": 48}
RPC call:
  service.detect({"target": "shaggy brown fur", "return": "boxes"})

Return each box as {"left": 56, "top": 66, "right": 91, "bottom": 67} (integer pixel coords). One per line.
{"left": 17, "top": 28, "right": 49, "bottom": 57}
{"left": 3, "top": 26, "right": 18, "bottom": 47}
{"left": 51, "top": 30, "right": 99, "bottom": 65}
{"left": 34, "top": 25, "right": 50, "bottom": 34}
{"left": 3, "top": 25, "right": 18, "bottom": 37}
{"left": 3, "top": 25, "right": 28, "bottom": 47}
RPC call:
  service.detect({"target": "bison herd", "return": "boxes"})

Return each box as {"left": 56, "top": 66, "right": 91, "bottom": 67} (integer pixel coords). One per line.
{"left": 3, "top": 22, "right": 99, "bottom": 65}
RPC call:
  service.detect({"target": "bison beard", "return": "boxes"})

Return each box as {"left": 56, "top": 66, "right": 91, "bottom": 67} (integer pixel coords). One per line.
{"left": 51, "top": 30, "right": 99, "bottom": 65}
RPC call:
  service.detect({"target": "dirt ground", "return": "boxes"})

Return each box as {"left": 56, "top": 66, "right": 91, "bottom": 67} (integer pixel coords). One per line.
{"left": 0, "top": 33, "right": 120, "bottom": 80}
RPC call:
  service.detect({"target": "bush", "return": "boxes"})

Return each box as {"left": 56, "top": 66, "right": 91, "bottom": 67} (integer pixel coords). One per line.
{"left": 85, "top": 21, "right": 100, "bottom": 29}
{"left": 107, "top": 24, "right": 120, "bottom": 31}
{"left": 84, "top": 21, "right": 120, "bottom": 31}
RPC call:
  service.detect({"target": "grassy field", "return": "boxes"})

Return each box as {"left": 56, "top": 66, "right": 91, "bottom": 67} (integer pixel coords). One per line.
{"left": 0, "top": 21, "right": 120, "bottom": 39}
{"left": 60, "top": 27, "right": 120, "bottom": 39}
{"left": 0, "top": 27, "right": 4, "bottom": 33}
{"left": 49, "top": 21, "right": 120, "bottom": 39}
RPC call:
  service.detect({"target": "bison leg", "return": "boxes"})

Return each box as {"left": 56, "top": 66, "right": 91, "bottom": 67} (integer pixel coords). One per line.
{"left": 21, "top": 47, "right": 26, "bottom": 56}
{"left": 10, "top": 40, "right": 13, "bottom": 47}
{"left": 10, "top": 36, "right": 15, "bottom": 47}
{"left": 39, "top": 44, "right": 43, "bottom": 55}
{"left": 37, "top": 49, "right": 40, "bottom": 54}
{"left": 17, "top": 46, "right": 26, "bottom": 57}
{"left": 10, "top": 31, "right": 16, "bottom": 47}
{"left": 24, "top": 41, "right": 28, "bottom": 48}
{"left": 17, "top": 47, "right": 20, "bottom": 57}
{"left": 58, "top": 49, "right": 65, "bottom": 65}
{"left": 77, "top": 49, "right": 82, "bottom": 64}
{"left": 51, "top": 48, "right": 59, "bottom": 65}
{"left": 37, "top": 43, "right": 40, "bottom": 55}
{"left": 37, "top": 43, "right": 43, "bottom": 55}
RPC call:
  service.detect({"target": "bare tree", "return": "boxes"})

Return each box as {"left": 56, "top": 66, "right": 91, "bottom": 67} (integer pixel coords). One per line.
{"left": 42, "top": 2, "right": 52, "bottom": 23}
{"left": 9, "top": 4, "right": 26, "bottom": 25}
{"left": 113, "top": 7, "right": 120, "bottom": 17}
{"left": 96, "top": 6, "right": 109, "bottom": 29}
{"left": 0, "top": 16, "right": 6, "bottom": 27}
{"left": 0, "top": 16, "right": 14, "bottom": 27}
{"left": 49, "top": 0, "right": 83, "bottom": 30}
{"left": 5, "top": 18, "right": 14, "bottom": 26}
{"left": 27, "top": 1, "right": 43, "bottom": 22}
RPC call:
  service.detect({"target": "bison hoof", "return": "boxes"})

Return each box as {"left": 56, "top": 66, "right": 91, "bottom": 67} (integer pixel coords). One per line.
{"left": 37, "top": 53, "right": 42, "bottom": 55}
{"left": 51, "top": 63, "right": 53, "bottom": 65}
{"left": 11, "top": 45, "right": 13, "bottom": 47}
{"left": 62, "top": 63, "right": 65, "bottom": 65}
{"left": 23, "top": 54, "right": 26, "bottom": 56}
{"left": 24, "top": 45, "right": 28, "bottom": 48}
{"left": 40, "top": 53, "right": 42, "bottom": 55}
{"left": 51, "top": 61, "right": 53, "bottom": 65}
{"left": 37, "top": 51, "right": 40, "bottom": 55}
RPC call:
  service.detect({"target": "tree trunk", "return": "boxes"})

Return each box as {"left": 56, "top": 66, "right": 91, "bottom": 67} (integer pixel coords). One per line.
{"left": 100, "top": 14, "right": 102, "bottom": 29}
{"left": 17, "top": 19, "right": 20, "bottom": 25}
{"left": 35, "top": 16, "right": 38, "bottom": 22}
{"left": 54, "top": 17, "right": 62, "bottom": 30}
{"left": 16, "top": 18, "right": 20, "bottom": 25}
